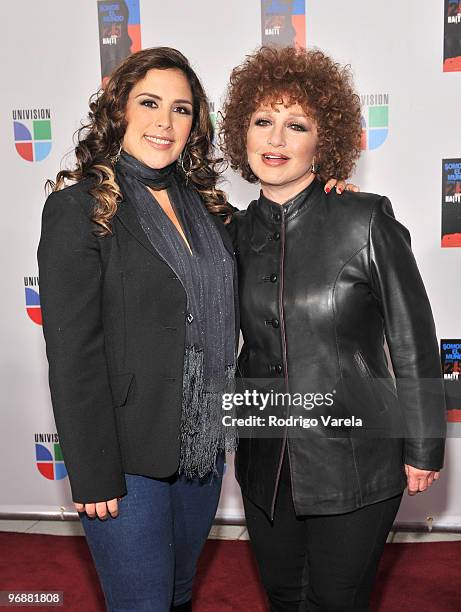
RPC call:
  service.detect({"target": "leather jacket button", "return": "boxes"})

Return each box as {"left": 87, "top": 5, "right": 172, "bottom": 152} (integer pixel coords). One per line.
{"left": 276, "top": 364, "right": 283, "bottom": 374}
{"left": 273, "top": 212, "right": 281, "bottom": 222}
{"left": 271, "top": 318, "right": 280, "bottom": 328}
{"left": 272, "top": 232, "right": 280, "bottom": 241}
{"left": 270, "top": 273, "right": 278, "bottom": 283}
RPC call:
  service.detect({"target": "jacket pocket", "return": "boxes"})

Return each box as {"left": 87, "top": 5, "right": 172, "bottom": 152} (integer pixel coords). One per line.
{"left": 353, "top": 351, "right": 388, "bottom": 414}
{"left": 110, "top": 372, "right": 135, "bottom": 407}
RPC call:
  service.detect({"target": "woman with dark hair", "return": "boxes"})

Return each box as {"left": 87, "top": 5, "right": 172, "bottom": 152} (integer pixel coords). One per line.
{"left": 38, "top": 46, "right": 239, "bottom": 612}
{"left": 220, "top": 45, "right": 446, "bottom": 611}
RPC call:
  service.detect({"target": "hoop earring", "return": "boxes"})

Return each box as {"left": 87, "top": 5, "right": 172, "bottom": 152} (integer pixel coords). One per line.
{"left": 111, "top": 143, "right": 122, "bottom": 164}
{"left": 178, "top": 148, "right": 193, "bottom": 182}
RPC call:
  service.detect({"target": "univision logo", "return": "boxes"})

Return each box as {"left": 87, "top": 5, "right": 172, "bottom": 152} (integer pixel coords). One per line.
{"left": 12, "top": 108, "right": 52, "bottom": 162}
{"left": 360, "top": 94, "right": 389, "bottom": 150}
{"left": 24, "top": 276, "right": 42, "bottom": 325}
{"left": 35, "top": 433, "right": 67, "bottom": 481}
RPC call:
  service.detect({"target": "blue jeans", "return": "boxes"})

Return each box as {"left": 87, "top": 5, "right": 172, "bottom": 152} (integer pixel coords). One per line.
{"left": 80, "top": 453, "right": 224, "bottom": 612}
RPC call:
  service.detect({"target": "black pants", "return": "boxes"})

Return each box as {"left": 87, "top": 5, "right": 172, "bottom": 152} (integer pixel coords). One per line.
{"left": 243, "top": 451, "right": 403, "bottom": 612}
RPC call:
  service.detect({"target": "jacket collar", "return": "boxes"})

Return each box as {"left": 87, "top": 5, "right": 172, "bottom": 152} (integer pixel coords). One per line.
{"left": 257, "top": 178, "right": 323, "bottom": 224}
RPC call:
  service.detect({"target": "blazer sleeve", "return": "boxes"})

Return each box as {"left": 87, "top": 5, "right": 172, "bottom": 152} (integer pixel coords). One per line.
{"left": 37, "top": 188, "right": 127, "bottom": 503}
{"left": 369, "top": 196, "right": 446, "bottom": 471}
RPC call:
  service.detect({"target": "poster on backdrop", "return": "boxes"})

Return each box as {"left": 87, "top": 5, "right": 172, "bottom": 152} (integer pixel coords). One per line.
{"left": 261, "top": 0, "right": 306, "bottom": 48}
{"left": 441, "top": 158, "right": 461, "bottom": 247}
{"left": 97, "top": 0, "right": 142, "bottom": 85}
{"left": 441, "top": 339, "right": 461, "bottom": 422}
{"left": 444, "top": 0, "right": 461, "bottom": 71}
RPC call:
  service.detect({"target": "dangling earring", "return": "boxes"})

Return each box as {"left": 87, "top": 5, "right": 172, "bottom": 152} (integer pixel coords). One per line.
{"left": 111, "top": 143, "right": 122, "bottom": 164}
{"left": 178, "top": 148, "right": 193, "bottom": 183}
{"left": 311, "top": 157, "right": 318, "bottom": 174}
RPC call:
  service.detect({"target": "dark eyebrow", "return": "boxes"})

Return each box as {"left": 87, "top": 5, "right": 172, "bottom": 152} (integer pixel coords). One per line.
{"left": 135, "top": 92, "right": 193, "bottom": 105}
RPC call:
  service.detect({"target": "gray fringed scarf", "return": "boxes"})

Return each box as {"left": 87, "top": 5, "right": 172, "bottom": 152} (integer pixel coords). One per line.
{"left": 116, "top": 151, "right": 237, "bottom": 478}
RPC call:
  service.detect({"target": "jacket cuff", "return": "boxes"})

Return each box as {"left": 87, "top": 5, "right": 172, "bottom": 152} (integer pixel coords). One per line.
{"left": 404, "top": 438, "right": 446, "bottom": 471}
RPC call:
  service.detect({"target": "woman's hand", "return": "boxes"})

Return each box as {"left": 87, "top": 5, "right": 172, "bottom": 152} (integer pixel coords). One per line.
{"left": 404, "top": 464, "right": 440, "bottom": 495}
{"left": 324, "top": 178, "right": 360, "bottom": 194}
{"left": 74, "top": 498, "right": 120, "bottom": 519}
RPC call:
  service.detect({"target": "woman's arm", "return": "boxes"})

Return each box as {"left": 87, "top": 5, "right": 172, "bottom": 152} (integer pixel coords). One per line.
{"left": 38, "top": 187, "right": 126, "bottom": 506}
{"left": 368, "top": 197, "right": 446, "bottom": 473}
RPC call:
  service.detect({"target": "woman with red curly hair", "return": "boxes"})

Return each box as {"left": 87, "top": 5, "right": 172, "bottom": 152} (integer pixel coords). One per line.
{"left": 221, "top": 46, "right": 446, "bottom": 610}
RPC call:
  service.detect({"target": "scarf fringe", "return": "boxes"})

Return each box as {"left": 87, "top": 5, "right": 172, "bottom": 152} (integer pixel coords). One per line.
{"left": 179, "top": 346, "right": 237, "bottom": 479}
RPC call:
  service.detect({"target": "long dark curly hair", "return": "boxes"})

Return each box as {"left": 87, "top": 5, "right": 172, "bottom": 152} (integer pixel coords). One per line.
{"left": 47, "top": 47, "right": 232, "bottom": 234}
{"left": 219, "top": 45, "right": 362, "bottom": 183}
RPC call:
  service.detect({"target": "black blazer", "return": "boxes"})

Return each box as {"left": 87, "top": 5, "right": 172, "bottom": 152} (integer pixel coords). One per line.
{"left": 37, "top": 178, "right": 239, "bottom": 503}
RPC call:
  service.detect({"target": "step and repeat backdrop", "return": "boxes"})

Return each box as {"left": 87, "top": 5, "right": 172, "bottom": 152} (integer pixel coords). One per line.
{"left": 1, "top": 0, "right": 461, "bottom": 527}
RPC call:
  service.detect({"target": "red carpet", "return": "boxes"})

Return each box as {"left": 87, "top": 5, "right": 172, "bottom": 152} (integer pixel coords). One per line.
{"left": 0, "top": 533, "right": 460, "bottom": 611}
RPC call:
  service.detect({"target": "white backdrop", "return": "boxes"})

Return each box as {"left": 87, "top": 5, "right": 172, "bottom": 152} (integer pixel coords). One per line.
{"left": 1, "top": 0, "right": 460, "bottom": 528}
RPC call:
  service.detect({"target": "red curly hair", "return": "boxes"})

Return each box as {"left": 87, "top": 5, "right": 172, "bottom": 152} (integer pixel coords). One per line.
{"left": 219, "top": 45, "right": 362, "bottom": 183}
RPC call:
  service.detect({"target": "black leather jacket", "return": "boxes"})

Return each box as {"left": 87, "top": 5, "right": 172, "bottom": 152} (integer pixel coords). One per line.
{"left": 230, "top": 179, "right": 446, "bottom": 518}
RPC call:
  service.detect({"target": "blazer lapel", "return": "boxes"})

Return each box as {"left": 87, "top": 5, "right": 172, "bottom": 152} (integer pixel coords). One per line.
{"left": 115, "top": 198, "right": 166, "bottom": 262}
{"left": 116, "top": 199, "right": 240, "bottom": 346}
{"left": 116, "top": 198, "right": 236, "bottom": 267}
